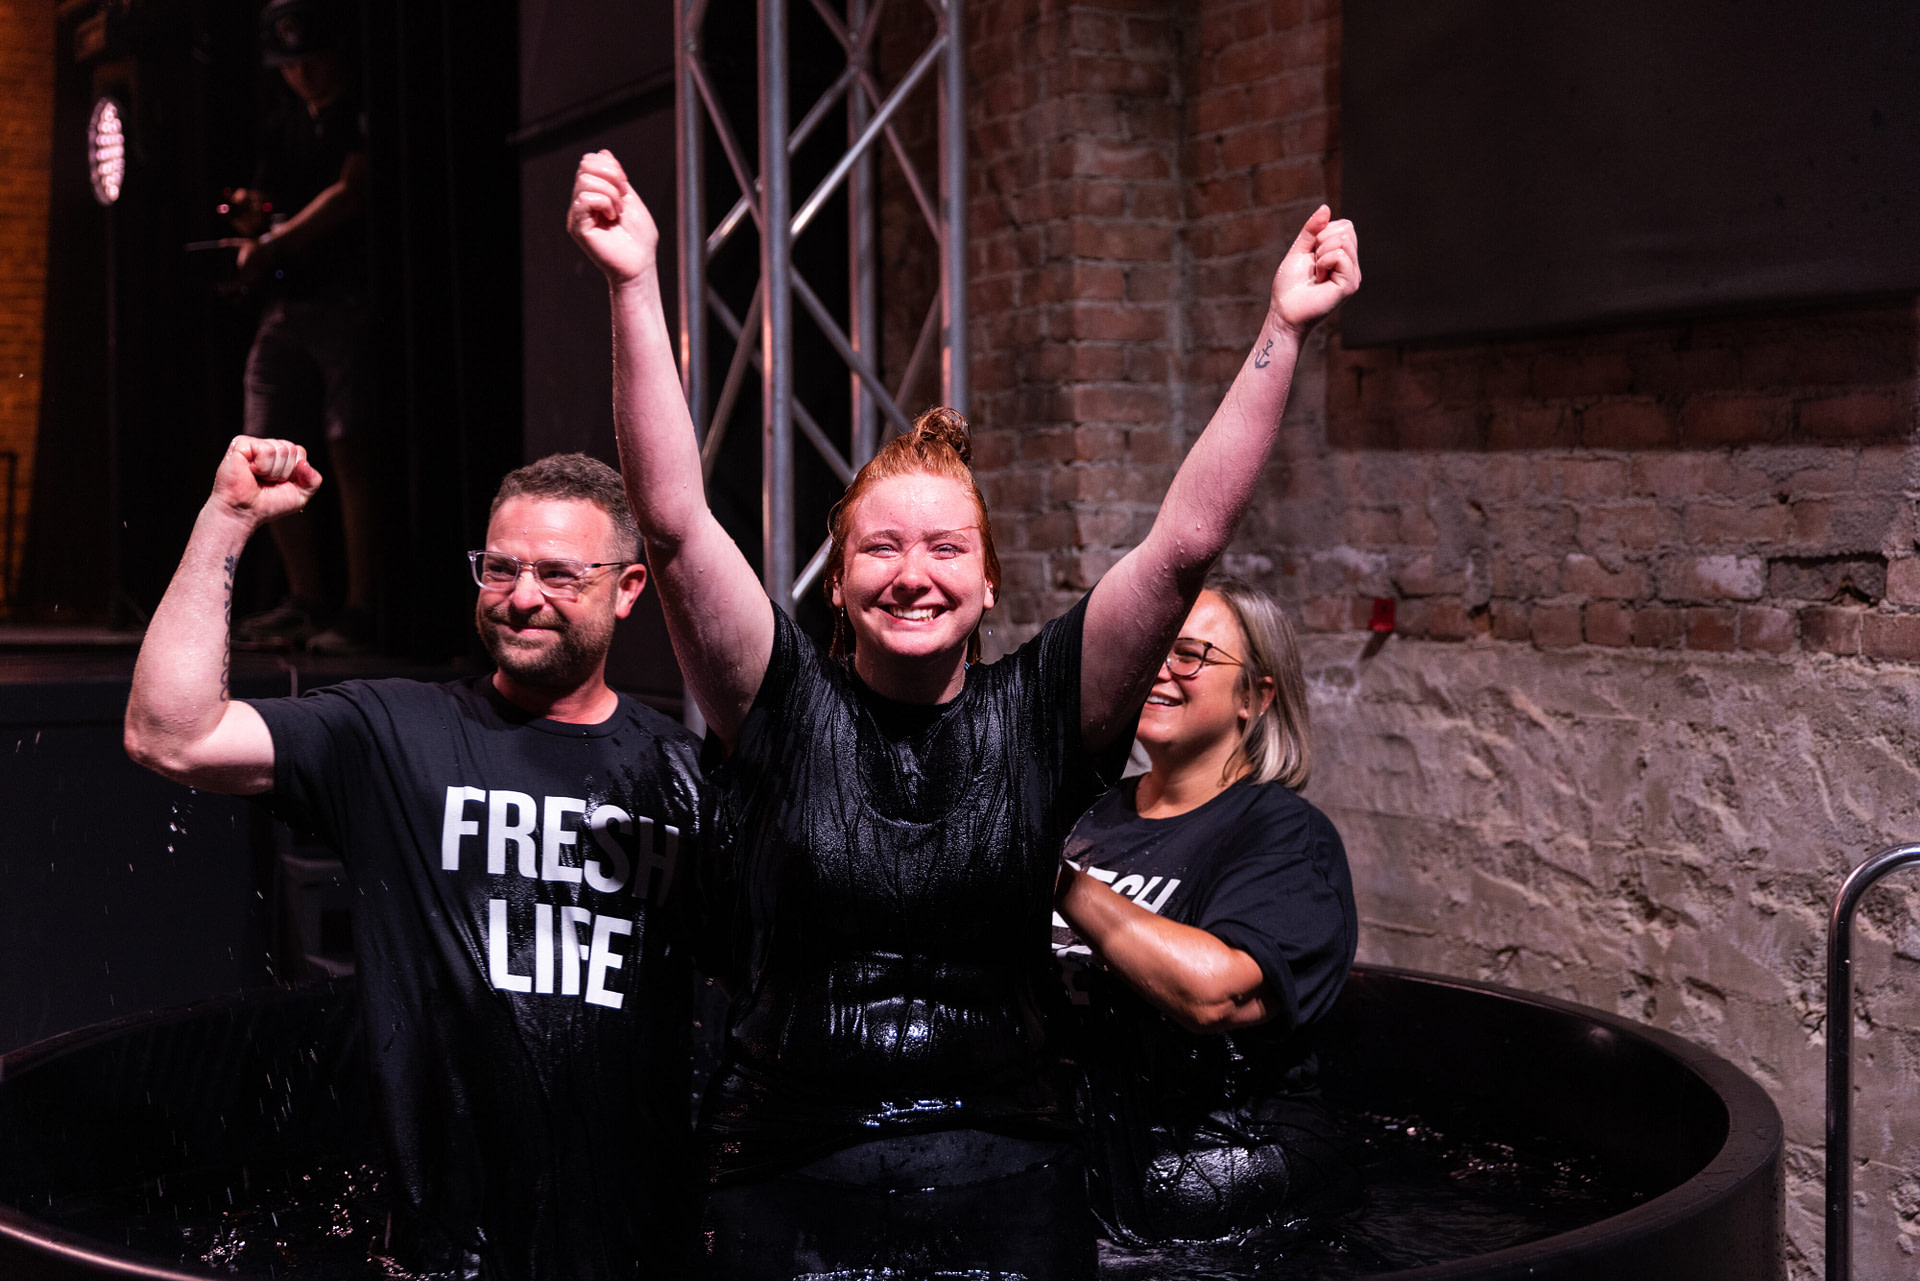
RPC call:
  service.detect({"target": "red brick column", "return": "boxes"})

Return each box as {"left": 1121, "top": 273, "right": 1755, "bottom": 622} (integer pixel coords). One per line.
{"left": 0, "top": 0, "right": 54, "bottom": 609}
{"left": 967, "top": 0, "right": 1186, "bottom": 645}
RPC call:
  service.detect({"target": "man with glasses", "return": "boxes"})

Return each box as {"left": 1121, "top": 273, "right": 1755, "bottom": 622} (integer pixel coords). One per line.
{"left": 125, "top": 437, "right": 709, "bottom": 1279}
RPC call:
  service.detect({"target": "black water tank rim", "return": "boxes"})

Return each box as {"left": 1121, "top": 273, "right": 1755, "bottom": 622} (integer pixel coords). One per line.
{"left": 0, "top": 982, "right": 342, "bottom": 1084}
{"left": 0, "top": 983, "right": 361, "bottom": 1281}
{"left": 1346, "top": 964, "right": 1784, "bottom": 1279}
{"left": 0, "top": 971, "right": 1782, "bottom": 1279}
{"left": 0, "top": 1206, "right": 215, "bottom": 1281}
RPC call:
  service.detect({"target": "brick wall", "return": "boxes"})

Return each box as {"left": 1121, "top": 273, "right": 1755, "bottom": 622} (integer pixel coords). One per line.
{"left": 0, "top": 0, "right": 54, "bottom": 609}
{"left": 1313, "top": 306, "right": 1920, "bottom": 663}
{"left": 967, "top": 0, "right": 1185, "bottom": 642}
{"left": 962, "top": 1, "right": 1920, "bottom": 1275}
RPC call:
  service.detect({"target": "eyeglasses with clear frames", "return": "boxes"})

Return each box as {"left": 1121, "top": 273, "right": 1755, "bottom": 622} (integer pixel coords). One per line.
{"left": 468, "top": 551, "right": 628, "bottom": 601}
{"left": 1162, "top": 637, "right": 1243, "bottom": 679}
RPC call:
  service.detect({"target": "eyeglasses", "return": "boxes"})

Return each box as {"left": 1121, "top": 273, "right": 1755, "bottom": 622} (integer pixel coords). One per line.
{"left": 1162, "top": 637, "right": 1243, "bottom": 679}
{"left": 468, "top": 551, "right": 627, "bottom": 601}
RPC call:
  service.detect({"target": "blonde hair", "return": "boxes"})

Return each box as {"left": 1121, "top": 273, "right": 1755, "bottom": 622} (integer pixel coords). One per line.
{"left": 824, "top": 407, "right": 1001, "bottom": 662}
{"left": 1206, "top": 574, "right": 1312, "bottom": 790}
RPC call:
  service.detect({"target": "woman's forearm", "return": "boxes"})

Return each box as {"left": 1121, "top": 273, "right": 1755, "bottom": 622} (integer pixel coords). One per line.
{"left": 1058, "top": 866, "right": 1273, "bottom": 1034}
{"left": 1137, "top": 316, "right": 1302, "bottom": 588}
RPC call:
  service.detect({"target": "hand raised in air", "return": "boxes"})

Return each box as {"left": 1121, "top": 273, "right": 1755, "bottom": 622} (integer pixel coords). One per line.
{"left": 1269, "top": 205, "right": 1361, "bottom": 337}
{"left": 211, "top": 436, "right": 322, "bottom": 526}
{"left": 567, "top": 149, "right": 660, "bottom": 286}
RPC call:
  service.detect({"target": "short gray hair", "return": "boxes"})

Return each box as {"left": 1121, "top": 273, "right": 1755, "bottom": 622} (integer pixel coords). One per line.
{"left": 1206, "top": 574, "right": 1311, "bottom": 790}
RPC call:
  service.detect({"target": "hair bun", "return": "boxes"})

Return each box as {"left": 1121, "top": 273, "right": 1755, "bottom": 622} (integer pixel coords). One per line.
{"left": 910, "top": 406, "right": 972, "bottom": 466}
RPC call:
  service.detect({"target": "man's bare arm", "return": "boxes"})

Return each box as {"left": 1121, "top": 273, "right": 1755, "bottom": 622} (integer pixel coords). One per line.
{"left": 1081, "top": 208, "right": 1359, "bottom": 751}
{"left": 124, "top": 437, "right": 322, "bottom": 794}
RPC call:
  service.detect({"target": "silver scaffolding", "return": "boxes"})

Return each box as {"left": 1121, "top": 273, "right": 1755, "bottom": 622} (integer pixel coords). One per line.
{"left": 672, "top": 0, "right": 969, "bottom": 611}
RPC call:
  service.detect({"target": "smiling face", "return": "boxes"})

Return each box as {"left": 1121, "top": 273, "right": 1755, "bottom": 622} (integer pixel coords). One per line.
{"left": 829, "top": 471, "right": 996, "bottom": 693}
{"left": 474, "top": 496, "right": 645, "bottom": 692}
{"left": 1136, "top": 591, "right": 1267, "bottom": 759}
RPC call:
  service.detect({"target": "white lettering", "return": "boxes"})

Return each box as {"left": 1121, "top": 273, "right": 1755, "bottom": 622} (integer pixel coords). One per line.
{"left": 1089, "top": 865, "right": 1120, "bottom": 885}
{"left": 584, "top": 805, "right": 632, "bottom": 893}
{"left": 584, "top": 915, "right": 633, "bottom": 1009}
{"left": 535, "top": 904, "right": 554, "bottom": 994}
{"left": 541, "top": 796, "right": 587, "bottom": 884}
{"left": 1111, "top": 874, "right": 1146, "bottom": 899}
{"left": 559, "top": 906, "right": 593, "bottom": 996}
{"left": 488, "top": 791, "right": 538, "bottom": 877}
{"left": 440, "top": 786, "right": 485, "bottom": 871}
{"left": 1138, "top": 876, "right": 1180, "bottom": 914}
{"left": 487, "top": 898, "right": 532, "bottom": 992}
{"left": 632, "top": 816, "right": 679, "bottom": 903}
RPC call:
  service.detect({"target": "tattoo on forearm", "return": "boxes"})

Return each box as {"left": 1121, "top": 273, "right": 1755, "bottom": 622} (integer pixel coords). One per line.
{"left": 1253, "top": 338, "right": 1274, "bottom": 370}
{"left": 221, "top": 554, "right": 236, "bottom": 702}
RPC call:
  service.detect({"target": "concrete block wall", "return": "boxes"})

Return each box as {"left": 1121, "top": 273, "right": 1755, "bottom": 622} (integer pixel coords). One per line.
{"left": 0, "top": 0, "right": 53, "bottom": 609}
{"left": 960, "top": 0, "right": 1920, "bottom": 1275}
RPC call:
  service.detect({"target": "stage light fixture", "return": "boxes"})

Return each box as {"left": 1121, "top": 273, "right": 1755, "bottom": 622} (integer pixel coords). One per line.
{"left": 88, "top": 96, "right": 126, "bottom": 206}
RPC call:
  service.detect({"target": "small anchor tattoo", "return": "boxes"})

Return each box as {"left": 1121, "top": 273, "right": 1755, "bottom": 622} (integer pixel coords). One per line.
{"left": 1253, "top": 338, "right": 1274, "bottom": 369}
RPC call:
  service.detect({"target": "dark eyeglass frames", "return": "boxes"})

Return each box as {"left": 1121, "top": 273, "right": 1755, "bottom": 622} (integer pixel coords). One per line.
{"left": 1162, "top": 637, "right": 1243, "bottom": 679}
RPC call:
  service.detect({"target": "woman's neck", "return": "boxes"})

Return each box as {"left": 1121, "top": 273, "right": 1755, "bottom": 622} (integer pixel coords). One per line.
{"left": 851, "top": 645, "right": 968, "bottom": 705}
{"left": 1134, "top": 735, "right": 1246, "bottom": 818}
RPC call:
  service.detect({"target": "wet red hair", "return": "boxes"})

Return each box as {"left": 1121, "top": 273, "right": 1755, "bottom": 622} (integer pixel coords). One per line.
{"left": 825, "top": 406, "right": 1001, "bottom": 662}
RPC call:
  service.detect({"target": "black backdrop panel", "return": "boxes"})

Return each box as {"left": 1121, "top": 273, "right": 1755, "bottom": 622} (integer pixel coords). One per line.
{"left": 520, "top": 0, "right": 672, "bottom": 124}
{"left": 518, "top": 6, "right": 682, "bottom": 705}
{"left": 520, "top": 110, "right": 678, "bottom": 467}
{"left": 1341, "top": 0, "right": 1920, "bottom": 346}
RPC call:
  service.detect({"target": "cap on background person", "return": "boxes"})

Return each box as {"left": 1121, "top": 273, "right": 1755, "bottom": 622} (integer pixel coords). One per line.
{"left": 258, "top": 0, "right": 345, "bottom": 67}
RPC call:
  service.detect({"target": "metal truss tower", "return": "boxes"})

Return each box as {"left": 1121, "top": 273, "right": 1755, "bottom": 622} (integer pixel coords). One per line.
{"left": 673, "top": 0, "right": 968, "bottom": 611}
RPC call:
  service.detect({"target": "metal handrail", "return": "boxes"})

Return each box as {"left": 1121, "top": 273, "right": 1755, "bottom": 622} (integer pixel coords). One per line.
{"left": 1826, "top": 842, "right": 1920, "bottom": 1281}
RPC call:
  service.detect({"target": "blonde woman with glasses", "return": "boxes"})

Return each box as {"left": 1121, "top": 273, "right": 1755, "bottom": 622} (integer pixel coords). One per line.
{"left": 1054, "top": 575, "right": 1358, "bottom": 1244}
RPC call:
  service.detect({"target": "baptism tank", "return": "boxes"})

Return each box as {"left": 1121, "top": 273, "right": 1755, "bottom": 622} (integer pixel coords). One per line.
{"left": 0, "top": 966, "right": 1783, "bottom": 1280}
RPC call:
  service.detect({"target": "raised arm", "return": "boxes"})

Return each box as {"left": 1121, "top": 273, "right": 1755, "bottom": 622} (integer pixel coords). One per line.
{"left": 568, "top": 150, "right": 771, "bottom": 744}
{"left": 1081, "top": 208, "right": 1359, "bottom": 750}
{"left": 124, "top": 437, "right": 322, "bottom": 794}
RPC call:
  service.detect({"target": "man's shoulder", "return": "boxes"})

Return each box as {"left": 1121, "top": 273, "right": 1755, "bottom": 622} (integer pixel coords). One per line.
{"left": 250, "top": 675, "right": 478, "bottom": 727}
{"left": 615, "top": 693, "right": 703, "bottom": 751}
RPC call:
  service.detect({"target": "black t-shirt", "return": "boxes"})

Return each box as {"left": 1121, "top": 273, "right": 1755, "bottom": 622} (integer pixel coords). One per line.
{"left": 1053, "top": 778, "right": 1357, "bottom": 1109}
{"left": 252, "top": 87, "right": 367, "bottom": 296}
{"left": 250, "top": 677, "right": 708, "bottom": 1279}
{"left": 696, "top": 598, "right": 1131, "bottom": 1184}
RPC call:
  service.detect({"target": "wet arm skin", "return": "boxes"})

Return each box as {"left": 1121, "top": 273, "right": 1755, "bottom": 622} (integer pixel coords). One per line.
{"left": 124, "top": 438, "right": 322, "bottom": 795}
{"left": 1057, "top": 864, "right": 1274, "bottom": 1034}
{"left": 568, "top": 149, "right": 773, "bottom": 747}
{"left": 1079, "top": 208, "right": 1360, "bottom": 753}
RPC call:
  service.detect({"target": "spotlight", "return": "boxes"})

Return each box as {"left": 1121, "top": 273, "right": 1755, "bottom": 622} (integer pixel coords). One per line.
{"left": 88, "top": 96, "right": 126, "bottom": 206}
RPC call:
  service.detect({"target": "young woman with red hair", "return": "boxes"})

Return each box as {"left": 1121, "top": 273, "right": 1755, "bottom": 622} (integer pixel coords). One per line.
{"left": 568, "top": 148, "right": 1359, "bottom": 1280}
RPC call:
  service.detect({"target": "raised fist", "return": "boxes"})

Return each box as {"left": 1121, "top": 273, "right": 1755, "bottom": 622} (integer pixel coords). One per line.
{"left": 1269, "top": 206, "right": 1361, "bottom": 336}
{"left": 211, "top": 436, "right": 322, "bottom": 526}
{"left": 568, "top": 150, "right": 659, "bottom": 285}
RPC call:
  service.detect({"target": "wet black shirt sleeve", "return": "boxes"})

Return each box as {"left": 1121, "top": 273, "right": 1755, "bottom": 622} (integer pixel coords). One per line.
{"left": 1184, "top": 788, "right": 1354, "bottom": 1031}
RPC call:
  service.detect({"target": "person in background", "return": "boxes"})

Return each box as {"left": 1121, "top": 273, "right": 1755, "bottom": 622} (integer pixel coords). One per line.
{"left": 125, "top": 440, "right": 709, "bottom": 1278}
{"left": 1053, "top": 576, "right": 1359, "bottom": 1243}
{"left": 568, "top": 144, "right": 1359, "bottom": 1279}
{"left": 223, "top": 0, "right": 377, "bottom": 654}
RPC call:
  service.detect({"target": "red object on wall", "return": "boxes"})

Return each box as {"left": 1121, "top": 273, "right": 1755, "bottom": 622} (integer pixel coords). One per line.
{"left": 1369, "top": 597, "right": 1396, "bottom": 633}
